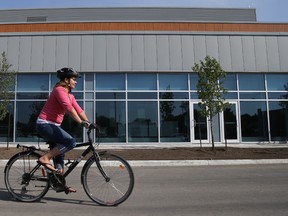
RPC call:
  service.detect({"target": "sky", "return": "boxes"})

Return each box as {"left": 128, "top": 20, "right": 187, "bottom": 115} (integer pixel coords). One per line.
{"left": 0, "top": 0, "right": 287, "bottom": 22}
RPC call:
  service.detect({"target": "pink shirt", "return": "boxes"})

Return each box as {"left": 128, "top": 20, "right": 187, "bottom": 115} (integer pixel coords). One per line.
{"left": 38, "top": 85, "right": 83, "bottom": 125}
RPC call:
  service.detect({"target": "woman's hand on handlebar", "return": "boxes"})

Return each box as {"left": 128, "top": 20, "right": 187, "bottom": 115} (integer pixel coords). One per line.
{"left": 81, "top": 120, "right": 91, "bottom": 128}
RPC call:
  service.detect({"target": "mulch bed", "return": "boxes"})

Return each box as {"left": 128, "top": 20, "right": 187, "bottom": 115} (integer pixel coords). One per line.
{"left": 1, "top": 146, "right": 288, "bottom": 160}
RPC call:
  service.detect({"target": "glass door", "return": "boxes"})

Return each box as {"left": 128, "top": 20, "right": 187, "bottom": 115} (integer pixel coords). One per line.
{"left": 222, "top": 102, "right": 239, "bottom": 143}
{"left": 191, "top": 102, "right": 209, "bottom": 143}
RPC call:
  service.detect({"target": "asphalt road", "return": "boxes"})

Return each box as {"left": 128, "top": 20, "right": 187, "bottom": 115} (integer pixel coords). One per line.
{"left": 1, "top": 164, "right": 288, "bottom": 216}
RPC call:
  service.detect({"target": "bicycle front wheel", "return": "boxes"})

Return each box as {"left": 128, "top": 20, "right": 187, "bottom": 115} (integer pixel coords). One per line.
{"left": 4, "top": 151, "right": 50, "bottom": 202}
{"left": 82, "top": 152, "right": 134, "bottom": 206}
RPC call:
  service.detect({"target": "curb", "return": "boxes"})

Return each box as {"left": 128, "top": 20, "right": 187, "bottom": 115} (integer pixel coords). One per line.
{"left": 1, "top": 159, "right": 288, "bottom": 167}
{"left": 128, "top": 159, "right": 288, "bottom": 166}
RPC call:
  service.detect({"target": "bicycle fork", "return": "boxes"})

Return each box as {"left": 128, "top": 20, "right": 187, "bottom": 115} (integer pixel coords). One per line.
{"left": 93, "top": 151, "right": 110, "bottom": 182}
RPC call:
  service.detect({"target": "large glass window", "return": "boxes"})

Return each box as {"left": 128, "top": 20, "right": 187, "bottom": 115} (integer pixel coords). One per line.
{"left": 16, "top": 101, "right": 45, "bottom": 142}
{"left": 238, "top": 74, "right": 265, "bottom": 90}
{"left": 223, "top": 73, "right": 237, "bottom": 90}
{"left": 159, "top": 73, "right": 188, "bottom": 90}
{"left": 96, "top": 73, "right": 125, "bottom": 90}
{"left": 128, "top": 101, "right": 158, "bottom": 142}
{"left": 4, "top": 72, "right": 288, "bottom": 145}
{"left": 269, "top": 101, "right": 288, "bottom": 141}
{"left": 127, "top": 73, "right": 157, "bottom": 90}
{"left": 266, "top": 74, "right": 288, "bottom": 91}
{"left": 240, "top": 101, "right": 268, "bottom": 141}
{"left": 190, "top": 73, "right": 198, "bottom": 90}
{"left": 18, "top": 74, "right": 49, "bottom": 91}
{"left": 96, "top": 101, "right": 126, "bottom": 142}
{"left": 0, "top": 103, "right": 14, "bottom": 142}
{"left": 160, "top": 101, "right": 190, "bottom": 142}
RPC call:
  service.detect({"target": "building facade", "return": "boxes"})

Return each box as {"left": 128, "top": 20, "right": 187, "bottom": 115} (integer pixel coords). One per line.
{"left": 0, "top": 8, "right": 287, "bottom": 146}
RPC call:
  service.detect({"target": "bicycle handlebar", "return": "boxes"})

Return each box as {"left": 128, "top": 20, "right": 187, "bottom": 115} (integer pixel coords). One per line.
{"left": 87, "top": 123, "right": 100, "bottom": 141}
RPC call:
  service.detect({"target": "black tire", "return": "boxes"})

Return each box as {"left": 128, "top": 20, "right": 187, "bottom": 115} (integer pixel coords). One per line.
{"left": 82, "top": 152, "right": 134, "bottom": 206}
{"left": 4, "top": 151, "right": 50, "bottom": 202}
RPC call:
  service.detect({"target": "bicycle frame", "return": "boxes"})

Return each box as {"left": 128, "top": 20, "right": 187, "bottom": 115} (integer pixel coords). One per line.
{"left": 15, "top": 124, "right": 109, "bottom": 185}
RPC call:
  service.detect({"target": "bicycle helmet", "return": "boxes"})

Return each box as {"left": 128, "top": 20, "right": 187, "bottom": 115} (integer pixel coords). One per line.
{"left": 57, "top": 67, "right": 81, "bottom": 80}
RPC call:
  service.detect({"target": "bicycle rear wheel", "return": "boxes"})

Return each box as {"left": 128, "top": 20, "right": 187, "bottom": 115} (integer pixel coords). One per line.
{"left": 82, "top": 152, "right": 134, "bottom": 206}
{"left": 4, "top": 151, "right": 50, "bottom": 202}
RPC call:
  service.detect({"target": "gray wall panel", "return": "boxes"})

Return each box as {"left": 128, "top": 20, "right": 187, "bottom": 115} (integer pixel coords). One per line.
{"left": 2, "top": 33, "right": 288, "bottom": 73}
{"left": 43, "top": 36, "right": 56, "bottom": 72}
{"left": 7, "top": 37, "right": 19, "bottom": 71}
{"left": 132, "top": 35, "right": 145, "bottom": 71}
{"left": 94, "top": 35, "right": 106, "bottom": 71}
{"left": 68, "top": 36, "right": 81, "bottom": 70}
{"left": 254, "top": 36, "right": 268, "bottom": 72}
{"left": 242, "top": 36, "right": 256, "bottom": 72}
{"left": 31, "top": 36, "right": 43, "bottom": 72}
{"left": 181, "top": 35, "right": 194, "bottom": 71}
{"left": 106, "top": 35, "right": 119, "bottom": 71}
{"left": 157, "top": 35, "right": 169, "bottom": 71}
{"left": 144, "top": 35, "right": 157, "bottom": 71}
{"left": 218, "top": 36, "right": 232, "bottom": 71}
{"left": 19, "top": 36, "right": 31, "bottom": 72}
{"left": 278, "top": 37, "right": 288, "bottom": 72}
{"left": 119, "top": 35, "right": 132, "bottom": 71}
{"left": 81, "top": 35, "right": 93, "bottom": 71}
{"left": 266, "top": 37, "right": 280, "bottom": 72}
{"left": 206, "top": 36, "right": 219, "bottom": 60}
{"left": 230, "top": 36, "right": 244, "bottom": 72}
{"left": 0, "top": 37, "right": 8, "bottom": 53}
{"left": 56, "top": 36, "right": 69, "bottom": 69}
{"left": 194, "top": 36, "right": 206, "bottom": 65}
{"left": 169, "top": 35, "right": 182, "bottom": 71}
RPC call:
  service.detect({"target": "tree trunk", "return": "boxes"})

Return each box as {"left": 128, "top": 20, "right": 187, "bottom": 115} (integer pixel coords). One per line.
{"left": 209, "top": 118, "right": 215, "bottom": 150}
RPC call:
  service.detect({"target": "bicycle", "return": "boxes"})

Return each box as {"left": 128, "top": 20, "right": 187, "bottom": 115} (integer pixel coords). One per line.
{"left": 4, "top": 124, "right": 134, "bottom": 206}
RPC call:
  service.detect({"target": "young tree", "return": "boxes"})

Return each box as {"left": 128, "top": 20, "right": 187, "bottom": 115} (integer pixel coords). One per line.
{"left": 0, "top": 52, "right": 16, "bottom": 120}
{"left": 192, "top": 56, "right": 229, "bottom": 150}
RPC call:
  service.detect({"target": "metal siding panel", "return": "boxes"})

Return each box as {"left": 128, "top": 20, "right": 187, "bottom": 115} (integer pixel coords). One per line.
{"left": 182, "top": 35, "right": 194, "bottom": 71}
{"left": 242, "top": 36, "right": 256, "bottom": 72}
{"left": 56, "top": 36, "right": 69, "bottom": 69}
{"left": 218, "top": 36, "right": 232, "bottom": 71}
{"left": 119, "top": 35, "right": 132, "bottom": 71}
{"left": 254, "top": 36, "right": 268, "bottom": 72}
{"left": 7, "top": 37, "right": 19, "bottom": 71}
{"left": 194, "top": 36, "right": 206, "bottom": 64}
{"left": 157, "top": 35, "right": 169, "bottom": 71}
{"left": 31, "top": 36, "right": 43, "bottom": 72}
{"left": 0, "top": 37, "right": 8, "bottom": 53}
{"left": 206, "top": 36, "right": 219, "bottom": 60}
{"left": 169, "top": 35, "right": 182, "bottom": 71}
{"left": 81, "top": 35, "right": 93, "bottom": 71}
{"left": 230, "top": 36, "right": 244, "bottom": 72}
{"left": 68, "top": 36, "right": 81, "bottom": 70}
{"left": 278, "top": 37, "right": 288, "bottom": 72}
{"left": 94, "top": 35, "right": 106, "bottom": 71}
{"left": 19, "top": 36, "right": 31, "bottom": 72}
{"left": 266, "top": 36, "right": 280, "bottom": 72}
{"left": 43, "top": 36, "right": 56, "bottom": 72}
{"left": 144, "top": 35, "right": 157, "bottom": 71}
{"left": 106, "top": 35, "right": 119, "bottom": 71}
{"left": 132, "top": 35, "right": 145, "bottom": 71}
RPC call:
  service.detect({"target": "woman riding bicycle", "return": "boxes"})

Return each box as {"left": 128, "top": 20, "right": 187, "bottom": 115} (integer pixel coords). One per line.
{"left": 36, "top": 67, "right": 90, "bottom": 193}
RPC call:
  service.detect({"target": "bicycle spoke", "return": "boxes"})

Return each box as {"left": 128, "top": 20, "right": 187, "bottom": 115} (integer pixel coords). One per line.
{"left": 82, "top": 153, "right": 134, "bottom": 206}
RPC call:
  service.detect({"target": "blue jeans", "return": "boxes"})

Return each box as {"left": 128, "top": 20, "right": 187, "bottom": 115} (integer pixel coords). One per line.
{"left": 36, "top": 123, "right": 76, "bottom": 169}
